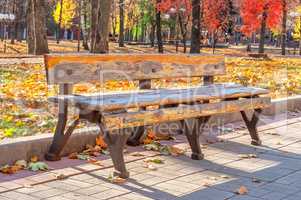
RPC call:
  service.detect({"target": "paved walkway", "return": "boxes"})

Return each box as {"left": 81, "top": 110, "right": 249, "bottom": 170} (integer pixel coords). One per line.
{"left": 1, "top": 115, "right": 301, "bottom": 200}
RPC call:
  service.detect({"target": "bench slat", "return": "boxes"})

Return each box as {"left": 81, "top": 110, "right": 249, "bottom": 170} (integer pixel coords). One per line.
{"left": 103, "top": 97, "right": 271, "bottom": 130}
{"left": 45, "top": 54, "right": 225, "bottom": 84}
{"left": 49, "top": 84, "right": 269, "bottom": 111}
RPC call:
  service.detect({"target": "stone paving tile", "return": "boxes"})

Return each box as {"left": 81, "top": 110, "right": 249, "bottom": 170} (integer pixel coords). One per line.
{"left": 74, "top": 184, "right": 111, "bottom": 196}
{"left": 30, "top": 188, "right": 68, "bottom": 199}
{"left": 175, "top": 187, "right": 234, "bottom": 200}
{"left": 15, "top": 184, "right": 51, "bottom": 195}
{"left": 60, "top": 192, "right": 99, "bottom": 200}
{"left": 0, "top": 191, "right": 40, "bottom": 200}
{"left": 90, "top": 188, "right": 129, "bottom": 200}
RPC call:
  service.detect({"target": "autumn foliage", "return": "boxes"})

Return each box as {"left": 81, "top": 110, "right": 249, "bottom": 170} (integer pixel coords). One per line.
{"left": 240, "top": 0, "right": 282, "bottom": 36}
{"left": 203, "top": 0, "right": 230, "bottom": 33}
{"left": 156, "top": 0, "right": 192, "bottom": 14}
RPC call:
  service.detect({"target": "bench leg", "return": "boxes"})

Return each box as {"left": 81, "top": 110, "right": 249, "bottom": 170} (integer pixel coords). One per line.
{"left": 182, "top": 116, "right": 210, "bottom": 160}
{"left": 45, "top": 114, "right": 80, "bottom": 161}
{"left": 127, "top": 126, "right": 145, "bottom": 146}
{"left": 101, "top": 127, "right": 131, "bottom": 179}
{"left": 240, "top": 109, "right": 262, "bottom": 146}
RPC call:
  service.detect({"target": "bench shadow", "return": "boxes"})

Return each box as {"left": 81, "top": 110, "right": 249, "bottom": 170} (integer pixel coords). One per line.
{"left": 68, "top": 129, "right": 301, "bottom": 200}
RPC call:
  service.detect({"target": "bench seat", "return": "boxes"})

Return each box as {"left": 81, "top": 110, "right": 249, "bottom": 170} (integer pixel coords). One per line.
{"left": 49, "top": 83, "right": 269, "bottom": 112}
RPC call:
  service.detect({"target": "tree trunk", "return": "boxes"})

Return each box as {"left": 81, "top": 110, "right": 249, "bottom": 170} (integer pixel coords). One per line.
{"left": 156, "top": 0, "right": 164, "bottom": 53}
{"left": 150, "top": 22, "right": 155, "bottom": 47}
{"left": 82, "top": 0, "right": 89, "bottom": 50}
{"left": 178, "top": 14, "right": 187, "bottom": 53}
{"left": 258, "top": 5, "right": 268, "bottom": 54}
{"left": 56, "top": 0, "right": 64, "bottom": 44}
{"left": 77, "top": 0, "right": 81, "bottom": 52}
{"left": 299, "top": 16, "right": 301, "bottom": 55}
{"left": 10, "top": 0, "right": 17, "bottom": 44}
{"left": 281, "top": 0, "right": 287, "bottom": 55}
{"left": 190, "top": 0, "right": 201, "bottom": 53}
{"left": 90, "top": 0, "right": 113, "bottom": 53}
{"left": 119, "top": 0, "right": 125, "bottom": 47}
{"left": 27, "top": 0, "right": 49, "bottom": 55}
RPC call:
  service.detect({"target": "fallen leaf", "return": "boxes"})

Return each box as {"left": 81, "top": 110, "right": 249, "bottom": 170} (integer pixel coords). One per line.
{"left": 143, "top": 137, "right": 153, "bottom": 145}
{"left": 155, "top": 132, "right": 174, "bottom": 141}
{"left": 169, "top": 146, "right": 186, "bottom": 156}
{"left": 27, "top": 162, "right": 48, "bottom": 172}
{"left": 15, "top": 160, "right": 27, "bottom": 169}
{"left": 143, "top": 163, "right": 157, "bottom": 171}
{"left": 96, "top": 136, "right": 107, "bottom": 149}
{"left": 276, "top": 141, "right": 283, "bottom": 145}
{"left": 54, "top": 173, "right": 67, "bottom": 180}
{"left": 108, "top": 174, "right": 127, "bottom": 184}
{"left": 30, "top": 155, "right": 39, "bottom": 163}
{"left": 144, "top": 158, "right": 164, "bottom": 164}
{"left": 0, "top": 165, "right": 22, "bottom": 174}
{"left": 252, "top": 177, "right": 262, "bottom": 183}
{"left": 144, "top": 142, "right": 160, "bottom": 151}
{"left": 235, "top": 186, "right": 248, "bottom": 195}
{"left": 68, "top": 152, "right": 78, "bottom": 159}
{"left": 129, "top": 152, "right": 145, "bottom": 157}
{"left": 203, "top": 182, "right": 211, "bottom": 187}
{"left": 77, "top": 154, "right": 90, "bottom": 160}
{"left": 238, "top": 154, "right": 257, "bottom": 159}
{"left": 220, "top": 175, "right": 230, "bottom": 179}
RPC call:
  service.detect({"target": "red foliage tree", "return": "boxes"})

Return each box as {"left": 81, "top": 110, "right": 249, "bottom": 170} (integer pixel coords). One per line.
{"left": 240, "top": 0, "right": 282, "bottom": 36}
{"left": 240, "top": 0, "right": 282, "bottom": 53}
{"left": 157, "top": 0, "right": 191, "bottom": 15}
{"left": 203, "top": 0, "right": 229, "bottom": 33}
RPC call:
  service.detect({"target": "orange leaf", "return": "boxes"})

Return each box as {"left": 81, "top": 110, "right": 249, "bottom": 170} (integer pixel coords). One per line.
{"left": 30, "top": 155, "right": 39, "bottom": 163}
{"left": 147, "top": 130, "right": 156, "bottom": 140}
{"left": 96, "top": 136, "right": 108, "bottom": 149}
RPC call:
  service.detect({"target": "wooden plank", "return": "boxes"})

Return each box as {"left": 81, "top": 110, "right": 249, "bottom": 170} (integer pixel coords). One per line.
{"left": 102, "top": 97, "right": 271, "bottom": 131}
{"left": 49, "top": 84, "right": 270, "bottom": 111}
{"left": 44, "top": 54, "right": 225, "bottom": 84}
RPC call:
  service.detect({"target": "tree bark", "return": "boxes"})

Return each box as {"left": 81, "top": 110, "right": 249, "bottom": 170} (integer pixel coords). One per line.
{"left": 82, "top": 0, "right": 89, "bottom": 50}
{"left": 27, "top": 0, "right": 49, "bottom": 55}
{"left": 90, "top": 0, "right": 113, "bottom": 53}
{"left": 299, "top": 15, "right": 301, "bottom": 55}
{"left": 150, "top": 22, "right": 155, "bottom": 47}
{"left": 190, "top": 0, "right": 201, "bottom": 53}
{"left": 119, "top": 0, "right": 125, "bottom": 47}
{"left": 281, "top": 0, "right": 287, "bottom": 55}
{"left": 156, "top": 0, "right": 164, "bottom": 53}
{"left": 178, "top": 14, "right": 187, "bottom": 53}
{"left": 258, "top": 5, "right": 268, "bottom": 54}
{"left": 56, "top": 0, "right": 64, "bottom": 44}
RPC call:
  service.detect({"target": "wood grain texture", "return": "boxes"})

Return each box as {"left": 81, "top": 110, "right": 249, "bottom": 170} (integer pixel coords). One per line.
{"left": 44, "top": 54, "right": 225, "bottom": 84}
{"left": 49, "top": 84, "right": 269, "bottom": 112}
{"left": 102, "top": 97, "right": 271, "bottom": 130}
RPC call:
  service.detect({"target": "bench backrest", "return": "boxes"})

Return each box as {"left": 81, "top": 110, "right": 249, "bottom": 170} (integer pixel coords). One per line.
{"left": 45, "top": 54, "right": 225, "bottom": 94}
{"left": 45, "top": 54, "right": 225, "bottom": 83}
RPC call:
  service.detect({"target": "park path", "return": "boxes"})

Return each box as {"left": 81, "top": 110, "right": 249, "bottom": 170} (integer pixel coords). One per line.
{"left": 1, "top": 113, "right": 301, "bottom": 200}
{"left": 0, "top": 56, "right": 43, "bottom": 65}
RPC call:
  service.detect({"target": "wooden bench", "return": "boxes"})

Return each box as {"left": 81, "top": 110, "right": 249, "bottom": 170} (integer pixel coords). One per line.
{"left": 44, "top": 54, "right": 271, "bottom": 179}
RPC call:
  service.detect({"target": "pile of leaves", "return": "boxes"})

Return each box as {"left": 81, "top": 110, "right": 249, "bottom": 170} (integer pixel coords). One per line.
{"left": 0, "top": 156, "right": 49, "bottom": 175}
